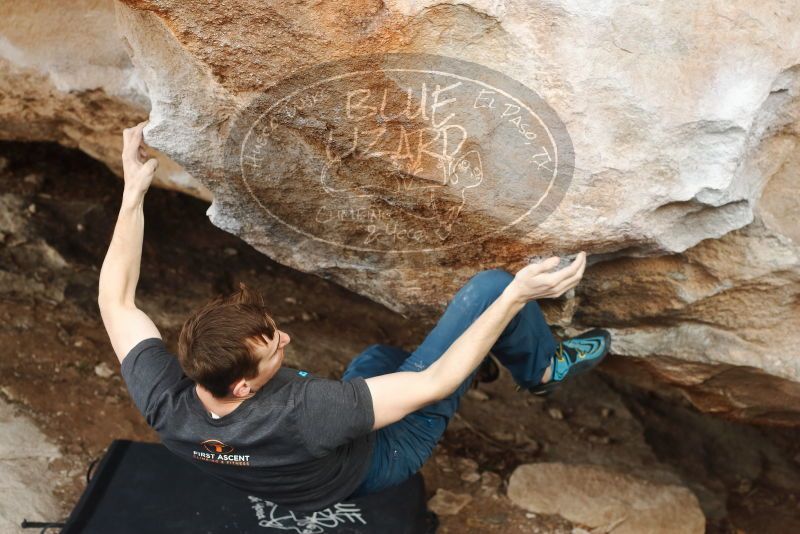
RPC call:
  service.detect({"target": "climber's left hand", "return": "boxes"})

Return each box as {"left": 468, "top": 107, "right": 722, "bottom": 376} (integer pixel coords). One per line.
{"left": 121, "top": 120, "right": 158, "bottom": 197}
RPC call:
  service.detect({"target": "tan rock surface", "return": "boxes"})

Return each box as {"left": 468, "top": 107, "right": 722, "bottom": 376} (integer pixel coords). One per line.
{"left": 507, "top": 462, "right": 706, "bottom": 534}
{"left": 427, "top": 488, "right": 473, "bottom": 516}
{"left": 0, "top": 400, "right": 62, "bottom": 534}
{"left": 0, "top": 0, "right": 210, "bottom": 200}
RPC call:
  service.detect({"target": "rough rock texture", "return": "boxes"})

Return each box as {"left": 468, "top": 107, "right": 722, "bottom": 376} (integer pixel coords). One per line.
{"left": 600, "top": 353, "right": 800, "bottom": 427}
{"left": 577, "top": 159, "right": 800, "bottom": 386}
{"left": 0, "top": 0, "right": 211, "bottom": 201}
{"left": 507, "top": 462, "right": 706, "bottom": 534}
{"left": 0, "top": 400, "right": 63, "bottom": 534}
{"left": 427, "top": 488, "right": 473, "bottom": 516}
{"left": 1, "top": 1, "right": 799, "bottom": 415}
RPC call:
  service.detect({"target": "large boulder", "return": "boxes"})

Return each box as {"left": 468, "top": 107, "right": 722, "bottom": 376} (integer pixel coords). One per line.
{"left": 507, "top": 462, "right": 706, "bottom": 534}
{"left": 1, "top": 1, "right": 798, "bottom": 418}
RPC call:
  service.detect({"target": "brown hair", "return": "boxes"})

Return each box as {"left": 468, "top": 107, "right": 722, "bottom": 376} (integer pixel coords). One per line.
{"left": 178, "top": 282, "right": 277, "bottom": 398}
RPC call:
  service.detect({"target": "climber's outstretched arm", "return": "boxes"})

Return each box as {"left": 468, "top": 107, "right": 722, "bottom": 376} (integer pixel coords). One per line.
{"left": 98, "top": 121, "right": 161, "bottom": 364}
{"left": 365, "top": 254, "right": 586, "bottom": 431}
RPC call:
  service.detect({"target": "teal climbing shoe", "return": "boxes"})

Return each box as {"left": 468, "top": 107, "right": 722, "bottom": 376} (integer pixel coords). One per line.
{"left": 526, "top": 329, "right": 611, "bottom": 396}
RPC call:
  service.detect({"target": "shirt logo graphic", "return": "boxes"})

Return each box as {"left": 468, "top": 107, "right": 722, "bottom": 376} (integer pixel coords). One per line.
{"left": 193, "top": 439, "right": 251, "bottom": 466}
{"left": 202, "top": 439, "right": 234, "bottom": 454}
{"left": 200, "top": 439, "right": 233, "bottom": 454}
{"left": 297, "top": 370, "right": 309, "bottom": 377}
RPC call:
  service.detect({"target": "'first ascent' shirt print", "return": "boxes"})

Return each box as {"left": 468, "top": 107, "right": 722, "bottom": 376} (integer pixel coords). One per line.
{"left": 120, "top": 337, "right": 376, "bottom": 512}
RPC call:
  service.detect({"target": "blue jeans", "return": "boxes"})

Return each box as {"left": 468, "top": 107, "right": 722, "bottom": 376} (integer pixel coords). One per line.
{"left": 343, "top": 269, "right": 557, "bottom": 498}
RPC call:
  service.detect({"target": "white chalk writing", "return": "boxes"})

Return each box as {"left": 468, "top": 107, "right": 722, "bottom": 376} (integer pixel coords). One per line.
{"left": 248, "top": 496, "right": 367, "bottom": 534}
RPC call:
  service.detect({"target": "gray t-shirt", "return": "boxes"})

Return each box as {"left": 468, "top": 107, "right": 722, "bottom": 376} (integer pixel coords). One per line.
{"left": 120, "top": 337, "right": 376, "bottom": 511}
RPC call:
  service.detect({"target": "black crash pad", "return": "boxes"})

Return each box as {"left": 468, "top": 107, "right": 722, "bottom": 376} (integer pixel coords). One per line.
{"left": 61, "top": 440, "right": 438, "bottom": 533}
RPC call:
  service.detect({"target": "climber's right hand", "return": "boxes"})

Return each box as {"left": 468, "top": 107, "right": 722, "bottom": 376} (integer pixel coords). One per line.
{"left": 505, "top": 251, "right": 586, "bottom": 303}
{"left": 121, "top": 120, "right": 158, "bottom": 198}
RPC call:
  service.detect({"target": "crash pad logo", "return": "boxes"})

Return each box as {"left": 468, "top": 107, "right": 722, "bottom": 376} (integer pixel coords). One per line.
{"left": 248, "top": 496, "right": 366, "bottom": 533}
{"left": 193, "top": 439, "right": 251, "bottom": 466}
{"left": 223, "top": 53, "right": 574, "bottom": 253}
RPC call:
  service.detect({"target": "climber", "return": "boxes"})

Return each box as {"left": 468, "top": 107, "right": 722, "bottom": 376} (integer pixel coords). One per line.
{"left": 97, "top": 120, "right": 611, "bottom": 512}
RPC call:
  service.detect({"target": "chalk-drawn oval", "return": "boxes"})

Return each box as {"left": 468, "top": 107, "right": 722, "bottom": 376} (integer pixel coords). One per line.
{"left": 223, "top": 53, "right": 574, "bottom": 253}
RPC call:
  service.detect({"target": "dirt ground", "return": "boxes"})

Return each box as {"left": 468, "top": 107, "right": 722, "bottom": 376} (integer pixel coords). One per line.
{"left": 1, "top": 141, "right": 799, "bottom": 533}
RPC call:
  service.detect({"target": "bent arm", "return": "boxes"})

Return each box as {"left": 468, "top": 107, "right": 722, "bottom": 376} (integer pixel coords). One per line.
{"left": 425, "top": 287, "right": 524, "bottom": 398}
{"left": 365, "top": 287, "right": 524, "bottom": 430}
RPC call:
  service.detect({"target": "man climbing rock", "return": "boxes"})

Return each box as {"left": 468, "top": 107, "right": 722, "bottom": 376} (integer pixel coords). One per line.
{"left": 98, "top": 121, "right": 611, "bottom": 512}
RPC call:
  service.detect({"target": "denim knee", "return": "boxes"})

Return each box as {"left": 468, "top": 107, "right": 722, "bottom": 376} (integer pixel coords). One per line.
{"left": 460, "top": 269, "right": 514, "bottom": 304}
{"left": 343, "top": 344, "right": 410, "bottom": 380}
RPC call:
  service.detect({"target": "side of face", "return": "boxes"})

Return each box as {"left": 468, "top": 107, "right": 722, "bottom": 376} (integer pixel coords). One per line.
{"left": 229, "top": 329, "right": 291, "bottom": 398}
